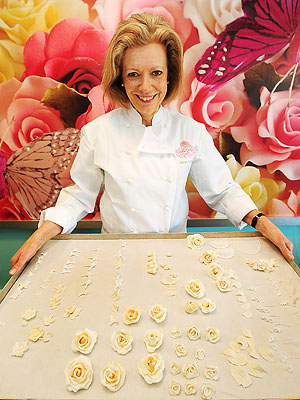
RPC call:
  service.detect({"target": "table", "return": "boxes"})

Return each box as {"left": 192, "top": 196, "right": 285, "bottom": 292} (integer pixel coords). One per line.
{"left": 0, "top": 232, "right": 299, "bottom": 399}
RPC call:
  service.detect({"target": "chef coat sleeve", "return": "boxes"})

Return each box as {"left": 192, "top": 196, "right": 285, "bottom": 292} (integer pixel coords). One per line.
{"left": 39, "top": 126, "right": 104, "bottom": 234}
{"left": 189, "top": 126, "right": 257, "bottom": 229}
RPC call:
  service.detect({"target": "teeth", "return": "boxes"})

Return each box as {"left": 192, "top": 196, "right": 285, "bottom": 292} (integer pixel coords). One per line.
{"left": 138, "top": 95, "right": 155, "bottom": 101}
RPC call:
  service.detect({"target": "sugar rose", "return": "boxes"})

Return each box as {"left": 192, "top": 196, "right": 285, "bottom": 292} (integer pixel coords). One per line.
{"left": 28, "top": 327, "right": 44, "bottom": 342}
{"left": 22, "top": 308, "right": 37, "bottom": 321}
{"left": 206, "top": 327, "right": 221, "bottom": 344}
{"left": 216, "top": 277, "right": 232, "bottom": 292}
{"left": 185, "top": 383, "right": 197, "bottom": 395}
{"left": 207, "top": 263, "right": 224, "bottom": 279}
{"left": 182, "top": 362, "right": 200, "bottom": 379}
{"left": 187, "top": 326, "right": 201, "bottom": 341}
{"left": 185, "top": 279, "right": 205, "bottom": 298}
{"left": 65, "top": 355, "right": 93, "bottom": 393}
{"left": 149, "top": 304, "right": 167, "bottom": 323}
{"left": 100, "top": 361, "right": 125, "bottom": 392}
{"left": 187, "top": 233, "right": 205, "bottom": 249}
{"left": 200, "top": 383, "right": 215, "bottom": 400}
{"left": 169, "top": 380, "right": 181, "bottom": 396}
{"left": 122, "top": 306, "right": 141, "bottom": 325}
{"left": 111, "top": 330, "right": 133, "bottom": 355}
{"left": 170, "top": 362, "right": 181, "bottom": 375}
{"left": 185, "top": 300, "right": 198, "bottom": 314}
{"left": 199, "top": 250, "right": 217, "bottom": 265}
{"left": 138, "top": 353, "right": 165, "bottom": 384}
{"left": 204, "top": 366, "right": 220, "bottom": 381}
{"left": 144, "top": 330, "right": 163, "bottom": 353}
{"left": 199, "top": 298, "right": 216, "bottom": 314}
{"left": 175, "top": 343, "right": 187, "bottom": 357}
{"left": 72, "top": 328, "right": 97, "bottom": 354}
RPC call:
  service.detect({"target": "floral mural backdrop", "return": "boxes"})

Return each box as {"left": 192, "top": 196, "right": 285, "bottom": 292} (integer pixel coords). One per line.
{"left": 0, "top": 0, "right": 299, "bottom": 221}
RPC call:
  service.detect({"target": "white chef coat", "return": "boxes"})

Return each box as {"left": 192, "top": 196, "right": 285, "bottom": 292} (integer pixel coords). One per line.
{"left": 40, "top": 105, "right": 257, "bottom": 234}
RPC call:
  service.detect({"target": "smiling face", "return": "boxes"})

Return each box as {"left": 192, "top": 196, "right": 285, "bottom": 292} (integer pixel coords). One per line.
{"left": 122, "top": 42, "right": 168, "bottom": 126}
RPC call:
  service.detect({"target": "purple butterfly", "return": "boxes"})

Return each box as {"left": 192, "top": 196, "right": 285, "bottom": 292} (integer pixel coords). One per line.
{"left": 195, "top": 0, "right": 300, "bottom": 90}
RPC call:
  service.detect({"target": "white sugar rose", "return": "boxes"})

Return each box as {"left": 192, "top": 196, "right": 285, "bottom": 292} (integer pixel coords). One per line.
{"left": 28, "top": 327, "right": 44, "bottom": 342}
{"left": 185, "top": 383, "right": 197, "bottom": 395}
{"left": 72, "top": 328, "right": 97, "bottom": 355}
{"left": 122, "top": 306, "right": 141, "bottom": 325}
{"left": 185, "top": 301, "right": 198, "bottom": 314}
{"left": 111, "top": 330, "right": 133, "bottom": 355}
{"left": 22, "top": 308, "right": 37, "bottom": 321}
{"left": 144, "top": 330, "right": 163, "bottom": 353}
{"left": 185, "top": 279, "right": 205, "bottom": 298}
{"left": 170, "top": 329, "right": 181, "bottom": 338}
{"left": 182, "top": 362, "right": 200, "bottom": 379}
{"left": 65, "top": 356, "right": 93, "bottom": 393}
{"left": 187, "top": 233, "right": 205, "bottom": 249}
{"left": 149, "top": 304, "right": 167, "bottom": 323}
{"left": 199, "top": 298, "right": 216, "bottom": 314}
{"left": 216, "top": 277, "right": 232, "bottom": 292}
{"left": 170, "top": 362, "right": 181, "bottom": 375}
{"left": 206, "top": 327, "right": 221, "bottom": 343}
{"left": 207, "top": 263, "right": 224, "bottom": 279}
{"left": 169, "top": 380, "right": 181, "bottom": 395}
{"left": 175, "top": 343, "right": 187, "bottom": 357}
{"left": 187, "top": 326, "right": 201, "bottom": 340}
{"left": 204, "top": 366, "right": 220, "bottom": 380}
{"left": 138, "top": 353, "right": 165, "bottom": 384}
{"left": 12, "top": 341, "right": 29, "bottom": 357}
{"left": 200, "top": 383, "right": 215, "bottom": 400}
{"left": 195, "top": 348, "right": 206, "bottom": 360}
{"left": 100, "top": 361, "right": 126, "bottom": 392}
{"left": 199, "top": 250, "right": 217, "bottom": 264}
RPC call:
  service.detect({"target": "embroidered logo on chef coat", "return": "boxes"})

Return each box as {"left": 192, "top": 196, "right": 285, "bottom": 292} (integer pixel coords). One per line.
{"left": 175, "top": 140, "right": 196, "bottom": 159}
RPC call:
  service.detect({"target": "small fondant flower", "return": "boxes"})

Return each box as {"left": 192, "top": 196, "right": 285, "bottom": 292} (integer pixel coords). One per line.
{"left": 65, "top": 356, "right": 93, "bottom": 393}
{"left": 122, "top": 306, "right": 141, "bottom": 325}
{"left": 100, "top": 361, "right": 126, "bottom": 392}
{"left": 138, "top": 353, "right": 165, "bottom": 384}
{"left": 72, "top": 328, "right": 97, "bottom": 354}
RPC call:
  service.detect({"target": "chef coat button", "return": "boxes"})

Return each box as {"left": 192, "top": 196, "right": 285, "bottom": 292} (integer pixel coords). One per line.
{"left": 164, "top": 206, "right": 170, "bottom": 212}
{"left": 130, "top": 208, "right": 135, "bottom": 213}
{"left": 166, "top": 176, "right": 173, "bottom": 183}
{"left": 126, "top": 123, "right": 130, "bottom": 128}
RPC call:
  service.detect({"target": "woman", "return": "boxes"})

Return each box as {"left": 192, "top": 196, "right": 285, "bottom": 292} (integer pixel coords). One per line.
{"left": 10, "top": 13, "right": 293, "bottom": 275}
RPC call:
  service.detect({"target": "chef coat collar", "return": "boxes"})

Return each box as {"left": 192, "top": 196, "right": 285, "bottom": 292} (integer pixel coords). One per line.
{"left": 125, "top": 104, "right": 165, "bottom": 126}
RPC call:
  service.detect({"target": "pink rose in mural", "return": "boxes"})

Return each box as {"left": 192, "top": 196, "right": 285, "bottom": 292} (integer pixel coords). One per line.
{"left": 180, "top": 75, "right": 249, "bottom": 138}
{"left": 0, "top": 76, "right": 64, "bottom": 158}
{"left": 21, "top": 18, "right": 113, "bottom": 94}
{"left": 91, "top": 0, "right": 194, "bottom": 46}
{"left": 183, "top": 0, "right": 243, "bottom": 44}
{"left": 268, "top": 190, "right": 300, "bottom": 217}
{"left": 0, "top": 197, "right": 29, "bottom": 220}
{"left": 231, "top": 87, "right": 300, "bottom": 181}
{"left": 76, "top": 85, "right": 112, "bottom": 129}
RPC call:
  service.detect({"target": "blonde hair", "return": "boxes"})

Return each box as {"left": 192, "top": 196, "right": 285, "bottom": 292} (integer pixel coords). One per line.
{"left": 102, "top": 13, "right": 183, "bottom": 108}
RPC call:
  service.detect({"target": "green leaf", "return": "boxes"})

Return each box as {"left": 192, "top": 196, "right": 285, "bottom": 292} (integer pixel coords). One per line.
{"left": 41, "top": 83, "right": 90, "bottom": 127}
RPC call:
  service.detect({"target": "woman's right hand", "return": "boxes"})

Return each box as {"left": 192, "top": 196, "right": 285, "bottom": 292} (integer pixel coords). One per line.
{"left": 9, "top": 221, "right": 63, "bottom": 276}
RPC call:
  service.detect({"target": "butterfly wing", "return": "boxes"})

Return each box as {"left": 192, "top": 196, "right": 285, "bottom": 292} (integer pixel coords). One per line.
{"left": 195, "top": 0, "right": 300, "bottom": 90}
{"left": 5, "top": 128, "right": 80, "bottom": 219}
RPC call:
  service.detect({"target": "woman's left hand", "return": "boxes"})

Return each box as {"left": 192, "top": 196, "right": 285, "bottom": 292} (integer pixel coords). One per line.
{"left": 244, "top": 211, "right": 294, "bottom": 261}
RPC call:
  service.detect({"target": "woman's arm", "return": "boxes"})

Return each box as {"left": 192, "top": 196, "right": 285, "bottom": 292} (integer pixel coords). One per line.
{"left": 243, "top": 210, "right": 294, "bottom": 261}
{"left": 9, "top": 221, "right": 63, "bottom": 275}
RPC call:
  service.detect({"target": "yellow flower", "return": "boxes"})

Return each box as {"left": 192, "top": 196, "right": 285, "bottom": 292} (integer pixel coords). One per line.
{"left": 226, "top": 154, "right": 286, "bottom": 211}
{"left": 0, "top": 0, "right": 89, "bottom": 81}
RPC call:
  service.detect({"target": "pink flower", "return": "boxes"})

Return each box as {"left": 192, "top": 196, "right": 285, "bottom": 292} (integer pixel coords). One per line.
{"left": 231, "top": 87, "right": 300, "bottom": 180}
{"left": 0, "top": 76, "right": 64, "bottom": 158}
{"left": 91, "top": 0, "right": 193, "bottom": 46}
{"left": 180, "top": 75, "right": 249, "bottom": 138}
{"left": 76, "top": 85, "right": 112, "bottom": 129}
{"left": 21, "top": 18, "right": 113, "bottom": 94}
{"left": 268, "top": 190, "right": 300, "bottom": 217}
{"left": 0, "top": 196, "right": 29, "bottom": 220}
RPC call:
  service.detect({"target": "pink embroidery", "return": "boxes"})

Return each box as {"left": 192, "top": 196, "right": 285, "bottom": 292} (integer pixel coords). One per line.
{"left": 175, "top": 140, "right": 196, "bottom": 159}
